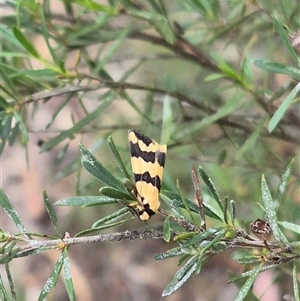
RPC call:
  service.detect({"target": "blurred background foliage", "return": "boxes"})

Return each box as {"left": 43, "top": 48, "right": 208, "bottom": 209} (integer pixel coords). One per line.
{"left": 1, "top": 0, "right": 299, "bottom": 300}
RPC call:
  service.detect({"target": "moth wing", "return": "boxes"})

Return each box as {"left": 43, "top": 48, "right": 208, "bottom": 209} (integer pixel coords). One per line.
{"left": 154, "top": 142, "right": 167, "bottom": 187}
{"left": 128, "top": 129, "right": 167, "bottom": 217}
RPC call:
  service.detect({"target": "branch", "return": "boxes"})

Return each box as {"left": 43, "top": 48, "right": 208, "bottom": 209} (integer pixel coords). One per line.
{"left": 21, "top": 79, "right": 300, "bottom": 145}
{"left": 1, "top": 225, "right": 297, "bottom": 268}
{"left": 13, "top": 229, "right": 170, "bottom": 258}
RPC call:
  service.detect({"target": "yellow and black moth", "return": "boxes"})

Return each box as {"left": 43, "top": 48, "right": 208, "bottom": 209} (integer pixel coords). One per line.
{"left": 128, "top": 129, "right": 167, "bottom": 220}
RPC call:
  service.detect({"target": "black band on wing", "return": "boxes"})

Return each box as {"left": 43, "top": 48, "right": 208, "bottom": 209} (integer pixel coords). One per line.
{"left": 129, "top": 142, "right": 166, "bottom": 167}
{"left": 156, "top": 152, "right": 166, "bottom": 167}
{"left": 134, "top": 172, "right": 162, "bottom": 191}
{"left": 132, "top": 130, "right": 153, "bottom": 146}
{"left": 129, "top": 141, "right": 156, "bottom": 163}
{"left": 139, "top": 203, "right": 155, "bottom": 217}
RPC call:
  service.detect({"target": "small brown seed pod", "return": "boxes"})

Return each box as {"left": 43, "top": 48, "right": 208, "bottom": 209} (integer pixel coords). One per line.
{"left": 250, "top": 218, "right": 272, "bottom": 241}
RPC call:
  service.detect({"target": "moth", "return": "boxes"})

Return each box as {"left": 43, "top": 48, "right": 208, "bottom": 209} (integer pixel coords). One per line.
{"left": 128, "top": 129, "right": 167, "bottom": 220}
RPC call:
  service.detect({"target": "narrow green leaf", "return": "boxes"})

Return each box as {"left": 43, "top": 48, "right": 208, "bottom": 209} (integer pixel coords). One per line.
{"left": 217, "top": 149, "right": 227, "bottom": 165}
{"left": 162, "top": 194, "right": 223, "bottom": 222}
{"left": 198, "top": 166, "right": 223, "bottom": 213}
{"left": 261, "top": 175, "right": 289, "bottom": 244}
{"left": 163, "top": 216, "right": 171, "bottom": 242}
{"left": 230, "top": 200, "right": 235, "bottom": 225}
{"left": 72, "top": 0, "right": 118, "bottom": 13}
{"left": 0, "top": 66, "right": 20, "bottom": 97}
{"left": 278, "top": 159, "right": 294, "bottom": 198}
{"left": 205, "top": 73, "right": 226, "bottom": 81}
{"left": 182, "top": 231, "right": 213, "bottom": 248}
{"left": 107, "top": 135, "right": 132, "bottom": 180}
{"left": 170, "top": 202, "right": 187, "bottom": 220}
{"left": 0, "top": 273, "right": 11, "bottom": 301}
{"left": 39, "top": 7, "right": 60, "bottom": 67}
{"left": 241, "top": 55, "right": 253, "bottom": 86}
{"left": 100, "top": 186, "right": 133, "bottom": 199}
{"left": 229, "top": 264, "right": 276, "bottom": 283}
{"left": 127, "top": 9, "right": 173, "bottom": 43}
{"left": 79, "top": 144, "right": 127, "bottom": 193}
{"left": 190, "top": 0, "right": 215, "bottom": 16}
{"left": 162, "top": 256, "right": 198, "bottom": 296}
{"left": 43, "top": 191, "right": 62, "bottom": 238}
{"left": 235, "top": 255, "right": 261, "bottom": 264}
{"left": 154, "top": 247, "right": 188, "bottom": 260}
{"left": 5, "top": 66, "right": 57, "bottom": 80}
{"left": 5, "top": 264, "right": 16, "bottom": 301}
{"left": 293, "top": 264, "right": 300, "bottom": 301}
{"left": 233, "top": 264, "right": 263, "bottom": 301}
{"left": 147, "top": 0, "right": 168, "bottom": 16}
{"left": 63, "top": 250, "right": 75, "bottom": 301}
{"left": 13, "top": 111, "right": 29, "bottom": 144}
{"left": 214, "top": 241, "right": 228, "bottom": 253}
{"left": 8, "top": 122, "right": 20, "bottom": 146}
{"left": 195, "top": 256, "right": 202, "bottom": 274}
{"left": 274, "top": 15, "right": 300, "bottom": 65}
{"left": 127, "top": 8, "right": 167, "bottom": 22}
{"left": 38, "top": 252, "right": 64, "bottom": 301}
{"left": 176, "top": 179, "right": 197, "bottom": 225}
{"left": 175, "top": 256, "right": 198, "bottom": 281}
{"left": 55, "top": 196, "right": 117, "bottom": 207}
{"left": 1, "top": 25, "right": 23, "bottom": 49}
{"left": 55, "top": 142, "right": 70, "bottom": 165}
{"left": 12, "top": 26, "right": 40, "bottom": 58}
{"left": 0, "top": 241, "right": 19, "bottom": 264}
{"left": 252, "top": 59, "right": 300, "bottom": 81}
{"left": 75, "top": 217, "right": 134, "bottom": 237}
{"left": 0, "top": 94, "right": 10, "bottom": 109}
{"left": 55, "top": 148, "right": 81, "bottom": 180}
{"left": 119, "top": 60, "right": 143, "bottom": 82}
{"left": 279, "top": 221, "right": 300, "bottom": 235}
{"left": 268, "top": 82, "right": 300, "bottom": 132}
{"left": 177, "top": 254, "right": 192, "bottom": 266}
{"left": 123, "top": 178, "right": 135, "bottom": 193}
{"left": 63, "top": 15, "right": 109, "bottom": 44}
{"left": 1, "top": 116, "right": 12, "bottom": 140}
{"left": 14, "top": 244, "right": 59, "bottom": 258}
{"left": 201, "top": 229, "right": 227, "bottom": 254}
{"left": 223, "top": 196, "right": 228, "bottom": 224}
{"left": 211, "top": 52, "right": 241, "bottom": 81}
{"left": 0, "top": 189, "right": 26, "bottom": 233}
{"left": 92, "top": 207, "right": 131, "bottom": 227}
{"left": 174, "top": 232, "right": 199, "bottom": 241}
{"left": 155, "top": 20, "right": 174, "bottom": 44}
{"left": 40, "top": 93, "right": 115, "bottom": 152}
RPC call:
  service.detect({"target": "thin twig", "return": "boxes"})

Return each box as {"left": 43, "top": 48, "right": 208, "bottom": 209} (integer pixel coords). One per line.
{"left": 3, "top": 227, "right": 298, "bottom": 266}
{"left": 13, "top": 229, "right": 170, "bottom": 258}
{"left": 21, "top": 79, "right": 300, "bottom": 144}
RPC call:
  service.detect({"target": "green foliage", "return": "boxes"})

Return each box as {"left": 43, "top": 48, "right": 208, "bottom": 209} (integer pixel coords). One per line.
{"left": 1, "top": 0, "right": 299, "bottom": 300}
{"left": 38, "top": 252, "right": 65, "bottom": 301}
{"left": 0, "top": 189, "right": 27, "bottom": 234}
{"left": 1, "top": 140, "right": 299, "bottom": 299}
